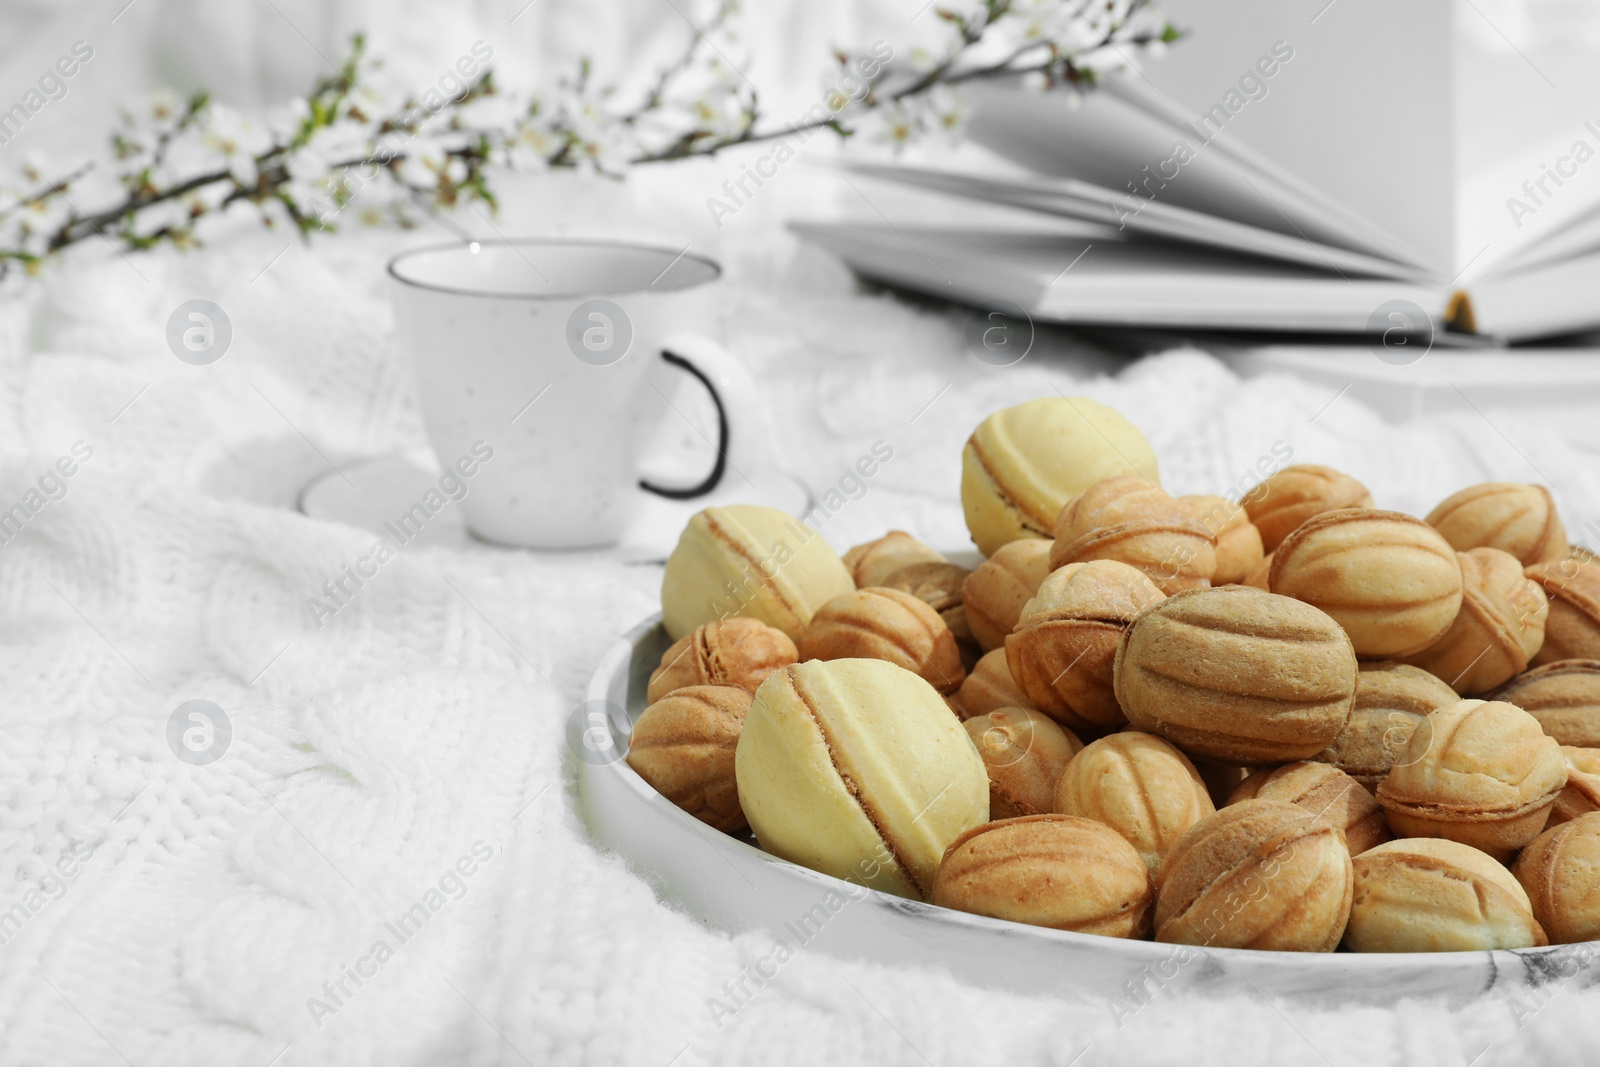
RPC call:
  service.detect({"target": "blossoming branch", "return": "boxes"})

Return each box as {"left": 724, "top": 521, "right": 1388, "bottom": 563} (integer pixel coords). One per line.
{"left": 0, "top": 0, "right": 1178, "bottom": 281}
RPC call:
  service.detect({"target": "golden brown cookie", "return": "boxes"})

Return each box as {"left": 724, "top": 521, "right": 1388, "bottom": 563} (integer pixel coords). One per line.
{"left": 1492, "top": 660, "right": 1600, "bottom": 747}
{"left": 1401, "top": 547, "right": 1548, "bottom": 694}
{"left": 1425, "top": 483, "right": 1567, "bottom": 566}
{"left": 952, "top": 647, "right": 1035, "bottom": 719}
{"left": 647, "top": 617, "right": 799, "bottom": 704}
{"left": 1346, "top": 838, "right": 1546, "bottom": 952}
{"left": 934, "top": 815, "right": 1153, "bottom": 937}
{"left": 1006, "top": 560, "right": 1167, "bottom": 731}
{"left": 1243, "top": 464, "right": 1374, "bottom": 552}
{"left": 1377, "top": 699, "right": 1567, "bottom": 861}
{"left": 962, "top": 539, "right": 1054, "bottom": 651}
{"left": 1513, "top": 812, "right": 1600, "bottom": 945}
{"left": 1049, "top": 476, "right": 1216, "bottom": 595}
{"left": 1270, "top": 509, "right": 1464, "bottom": 658}
{"left": 799, "top": 587, "right": 966, "bottom": 695}
{"left": 964, "top": 707, "right": 1083, "bottom": 819}
{"left": 1113, "top": 586, "right": 1357, "bottom": 763}
{"left": 1054, "top": 731, "right": 1215, "bottom": 871}
{"left": 1549, "top": 747, "right": 1600, "bottom": 827}
{"left": 1181, "top": 494, "right": 1265, "bottom": 585}
{"left": 1525, "top": 556, "right": 1600, "bottom": 666}
{"left": 1154, "top": 800, "right": 1354, "bottom": 951}
{"left": 881, "top": 560, "right": 974, "bottom": 649}
{"left": 1243, "top": 551, "right": 1273, "bottom": 591}
{"left": 842, "top": 531, "right": 946, "bottom": 588}
{"left": 1312, "top": 662, "right": 1458, "bottom": 792}
{"left": 627, "top": 685, "right": 753, "bottom": 832}
{"left": 1229, "top": 761, "right": 1390, "bottom": 855}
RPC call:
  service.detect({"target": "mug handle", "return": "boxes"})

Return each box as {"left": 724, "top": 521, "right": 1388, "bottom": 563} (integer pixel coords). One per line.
{"left": 639, "top": 333, "right": 758, "bottom": 500}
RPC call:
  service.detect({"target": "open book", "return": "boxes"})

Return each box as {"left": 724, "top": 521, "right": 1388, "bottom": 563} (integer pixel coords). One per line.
{"left": 792, "top": 73, "right": 1600, "bottom": 342}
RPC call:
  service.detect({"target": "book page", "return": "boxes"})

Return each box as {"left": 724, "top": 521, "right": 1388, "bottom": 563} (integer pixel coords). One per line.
{"left": 1495, "top": 199, "right": 1600, "bottom": 276}
{"left": 962, "top": 68, "right": 1435, "bottom": 275}
{"left": 833, "top": 160, "right": 1419, "bottom": 280}
{"left": 1135, "top": 0, "right": 1457, "bottom": 272}
{"left": 1454, "top": 2, "right": 1600, "bottom": 281}
{"left": 961, "top": 79, "right": 1291, "bottom": 233}
{"left": 962, "top": 79, "right": 1427, "bottom": 272}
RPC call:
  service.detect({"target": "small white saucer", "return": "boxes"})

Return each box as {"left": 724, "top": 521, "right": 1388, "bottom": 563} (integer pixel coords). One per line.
{"left": 298, "top": 452, "right": 814, "bottom": 559}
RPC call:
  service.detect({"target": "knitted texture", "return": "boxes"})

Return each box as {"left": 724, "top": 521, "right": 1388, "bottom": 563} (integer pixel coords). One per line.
{"left": 1, "top": 227, "right": 1598, "bottom": 1067}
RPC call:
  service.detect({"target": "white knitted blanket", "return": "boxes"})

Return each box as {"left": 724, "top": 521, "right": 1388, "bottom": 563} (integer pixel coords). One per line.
{"left": 3, "top": 220, "right": 1599, "bottom": 1067}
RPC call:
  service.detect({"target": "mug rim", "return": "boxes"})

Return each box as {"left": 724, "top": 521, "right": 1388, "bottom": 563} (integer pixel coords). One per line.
{"left": 386, "top": 236, "right": 722, "bottom": 300}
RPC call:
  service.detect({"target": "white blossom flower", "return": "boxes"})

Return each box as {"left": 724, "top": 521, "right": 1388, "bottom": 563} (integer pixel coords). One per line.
{"left": 186, "top": 184, "right": 230, "bottom": 215}
{"left": 19, "top": 154, "right": 48, "bottom": 186}
{"left": 904, "top": 46, "right": 940, "bottom": 75}
{"left": 561, "top": 93, "right": 612, "bottom": 143}
{"left": 503, "top": 121, "right": 560, "bottom": 171}
{"left": 872, "top": 104, "right": 918, "bottom": 149}
{"left": 147, "top": 88, "right": 183, "bottom": 125}
{"left": 20, "top": 192, "right": 72, "bottom": 236}
{"left": 307, "top": 123, "right": 374, "bottom": 169}
{"left": 225, "top": 155, "right": 258, "bottom": 188}
{"left": 572, "top": 131, "right": 627, "bottom": 174}
{"left": 399, "top": 140, "right": 447, "bottom": 187}
{"left": 281, "top": 177, "right": 342, "bottom": 223}
{"left": 922, "top": 86, "right": 967, "bottom": 140}
{"left": 344, "top": 85, "right": 385, "bottom": 122}
{"left": 1077, "top": 43, "right": 1131, "bottom": 76}
{"left": 203, "top": 104, "right": 272, "bottom": 186}
{"left": 267, "top": 97, "right": 312, "bottom": 141}
{"left": 455, "top": 94, "right": 517, "bottom": 133}
{"left": 284, "top": 145, "right": 328, "bottom": 185}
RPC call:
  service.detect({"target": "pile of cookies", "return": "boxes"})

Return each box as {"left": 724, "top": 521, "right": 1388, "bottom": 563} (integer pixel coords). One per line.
{"left": 627, "top": 396, "right": 1600, "bottom": 953}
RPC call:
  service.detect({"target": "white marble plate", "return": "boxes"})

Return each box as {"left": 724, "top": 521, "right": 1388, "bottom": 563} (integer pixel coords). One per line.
{"left": 575, "top": 614, "right": 1599, "bottom": 1006}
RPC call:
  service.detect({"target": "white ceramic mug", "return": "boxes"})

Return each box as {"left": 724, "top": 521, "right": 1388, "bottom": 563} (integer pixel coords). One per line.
{"left": 388, "top": 238, "right": 754, "bottom": 548}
